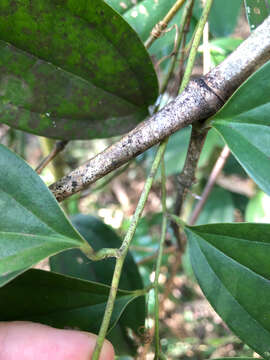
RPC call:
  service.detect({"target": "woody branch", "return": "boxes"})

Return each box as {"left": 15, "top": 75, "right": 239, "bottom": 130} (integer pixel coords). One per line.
{"left": 50, "top": 16, "right": 270, "bottom": 202}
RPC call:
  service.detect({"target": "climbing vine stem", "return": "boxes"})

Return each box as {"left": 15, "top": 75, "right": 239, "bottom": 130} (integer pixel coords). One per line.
{"left": 180, "top": 0, "right": 214, "bottom": 92}
{"left": 144, "top": 0, "right": 187, "bottom": 49}
{"left": 154, "top": 157, "right": 168, "bottom": 360}
{"left": 160, "top": 0, "right": 195, "bottom": 94}
{"left": 173, "top": 0, "right": 214, "bottom": 246}
{"left": 92, "top": 139, "right": 168, "bottom": 360}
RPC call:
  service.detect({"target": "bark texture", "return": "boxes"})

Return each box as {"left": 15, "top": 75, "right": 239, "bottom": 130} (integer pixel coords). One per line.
{"left": 50, "top": 16, "right": 270, "bottom": 202}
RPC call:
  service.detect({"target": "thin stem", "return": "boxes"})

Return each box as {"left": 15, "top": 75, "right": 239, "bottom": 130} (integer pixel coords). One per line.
{"left": 180, "top": 0, "right": 214, "bottom": 92}
{"left": 144, "top": 0, "right": 186, "bottom": 49}
{"left": 172, "top": 0, "right": 195, "bottom": 96}
{"left": 160, "top": 0, "right": 195, "bottom": 94}
{"left": 36, "top": 139, "right": 68, "bottom": 175}
{"left": 118, "top": 140, "right": 168, "bottom": 255}
{"left": 189, "top": 145, "right": 231, "bottom": 225}
{"left": 169, "top": 213, "right": 186, "bottom": 229}
{"left": 172, "top": 0, "right": 214, "bottom": 246}
{"left": 173, "top": 126, "right": 208, "bottom": 247}
{"left": 154, "top": 157, "right": 167, "bottom": 360}
{"left": 92, "top": 140, "right": 168, "bottom": 360}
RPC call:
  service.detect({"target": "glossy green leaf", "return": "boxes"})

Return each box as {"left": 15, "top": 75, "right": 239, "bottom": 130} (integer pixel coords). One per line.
{"left": 185, "top": 222, "right": 270, "bottom": 358}
{"left": 211, "top": 60, "right": 270, "bottom": 196}
{"left": 246, "top": 190, "right": 270, "bottom": 223}
{"left": 0, "top": 269, "right": 143, "bottom": 334}
{"left": 223, "top": 153, "right": 249, "bottom": 179}
{"left": 0, "top": 145, "right": 89, "bottom": 287}
{"left": 244, "top": 0, "right": 270, "bottom": 31}
{"left": 193, "top": 0, "right": 242, "bottom": 37}
{"left": 0, "top": 0, "right": 158, "bottom": 139}
{"left": 195, "top": 187, "right": 234, "bottom": 225}
{"left": 50, "top": 214, "right": 145, "bottom": 351}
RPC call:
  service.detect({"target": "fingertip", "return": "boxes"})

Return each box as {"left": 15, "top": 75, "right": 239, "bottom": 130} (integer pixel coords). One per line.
{"left": 99, "top": 339, "right": 115, "bottom": 360}
{"left": 83, "top": 333, "right": 115, "bottom": 360}
{"left": 0, "top": 321, "right": 115, "bottom": 360}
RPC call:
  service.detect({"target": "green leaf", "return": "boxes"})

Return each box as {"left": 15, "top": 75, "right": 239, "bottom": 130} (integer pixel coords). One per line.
{"left": 246, "top": 190, "right": 270, "bottom": 222}
{"left": 0, "top": 269, "right": 143, "bottom": 334}
{"left": 0, "top": 145, "right": 89, "bottom": 287}
{"left": 185, "top": 222, "right": 270, "bottom": 358}
{"left": 50, "top": 214, "right": 145, "bottom": 352}
{"left": 195, "top": 187, "right": 234, "bottom": 225}
{"left": 0, "top": 0, "right": 158, "bottom": 139}
{"left": 244, "top": 0, "right": 270, "bottom": 31}
{"left": 194, "top": 0, "right": 242, "bottom": 37}
{"left": 211, "top": 60, "right": 270, "bottom": 196}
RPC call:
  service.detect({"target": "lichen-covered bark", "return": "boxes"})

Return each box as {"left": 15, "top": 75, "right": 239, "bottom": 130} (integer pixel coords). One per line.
{"left": 50, "top": 16, "right": 270, "bottom": 202}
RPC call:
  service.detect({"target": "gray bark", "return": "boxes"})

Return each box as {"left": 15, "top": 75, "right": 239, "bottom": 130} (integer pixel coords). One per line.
{"left": 50, "top": 16, "right": 270, "bottom": 202}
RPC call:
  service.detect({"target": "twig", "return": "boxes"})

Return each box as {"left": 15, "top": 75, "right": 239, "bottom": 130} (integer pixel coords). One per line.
{"left": 49, "top": 16, "right": 270, "bottom": 202}
{"left": 144, "top": 0, "right": 187, "bottom": 49}
{"left": 171, "top": 0, "right": 195, "bottom": 96}
{"left": 179, "top": 0, "right": 214, "bottom": 92}
{"left": 92, "top": 140, "right": 168, "bottom": 360}
{"left": 160, "top": 0, "right": 195, "bottom": 95}
{"left": 36, "top": 140, "right": 68, "bottom": 174}
{"left": 172, "top": 0, "right": 215, "bottom": 247}
{"left": 189, "top": 145, "right": 231, "bottom": 225}
{"left": 154, "top": 158, "right": 167, "bottom": 360}
{"left": 154, "top": 24, "right": 179, "bottom": 71}
{"left": 172, "top": 126, "right": 209, "bottom": 247}
{"left": 50, "top": 78, "right": 223, "bottom": 201}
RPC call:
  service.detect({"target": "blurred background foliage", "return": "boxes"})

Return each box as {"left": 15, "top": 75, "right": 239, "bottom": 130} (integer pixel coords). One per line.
{"left": 0, "top": 0, "right": 269, "bottom": 358}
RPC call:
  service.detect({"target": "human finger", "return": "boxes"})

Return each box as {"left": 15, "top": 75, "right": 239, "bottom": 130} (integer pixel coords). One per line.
{"left": 0, "top": 321, "right": 114, "bottom": 360}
